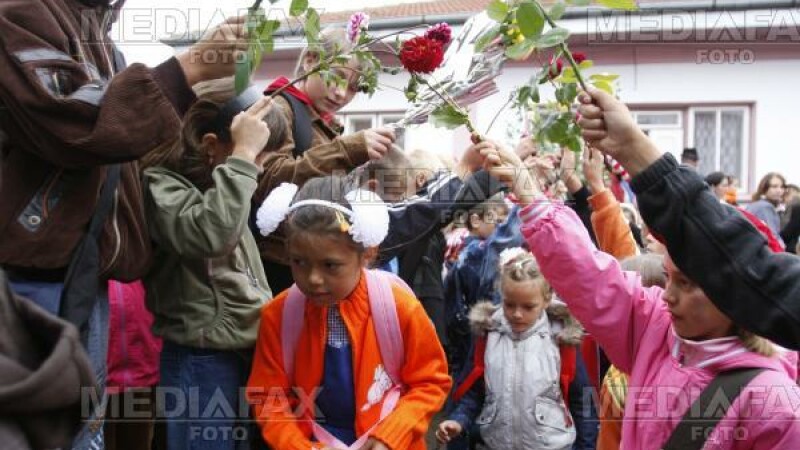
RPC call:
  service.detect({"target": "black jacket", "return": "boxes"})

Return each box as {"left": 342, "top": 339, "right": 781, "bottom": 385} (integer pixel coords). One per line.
{"left": 632, "top": 153, "right": 800, "bottom": 350}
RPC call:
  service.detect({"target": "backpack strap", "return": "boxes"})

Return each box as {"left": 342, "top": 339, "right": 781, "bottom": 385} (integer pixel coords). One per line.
{"left": 661, "top": 367, "right": 766, "bottom": 450}
{"left": 280, "top": 285, "right": 306, "bottom": 381}
{"left": 365, "top": 269, "right": 409, "bottom": 385}
{"left": 274, "top": 92, "right": 313, "bottom": 158}
{"left": 559, "top": 344, "right": 577, "bottom": 406}
{"left": 452, "top": 334, "right": 487, "bottom": 402}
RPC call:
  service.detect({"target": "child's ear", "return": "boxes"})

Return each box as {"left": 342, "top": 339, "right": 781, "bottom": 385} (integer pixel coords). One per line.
{"left": 415, "top": 172, "right": 428, "bottom": 190}
{"left": 303, "top": 52, "right": 320, "bottom": 73}
{"left": 201, "top": 133, "right": 220, "bottom": 160}
{"left": 362, "top": 246, "right": 378, "bottom": 267}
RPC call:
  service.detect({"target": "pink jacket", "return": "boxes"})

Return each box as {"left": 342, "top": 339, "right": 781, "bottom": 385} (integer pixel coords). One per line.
{"left": 520, "top": 202, "right": 800, "bottom": 450}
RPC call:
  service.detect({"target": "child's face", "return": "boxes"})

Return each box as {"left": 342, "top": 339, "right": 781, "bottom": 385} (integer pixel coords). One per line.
{"left": 287, "top": 232, "right": 368, "bottom": 306}
{"left": 662, "top": 254, "right": 734, "bottom": 340}
{"left": 470, "top": 206, "right": 509, "bottom": 240}
{"left": 302, "top": 56, "right": 361, "bottom": 115}
{"left": 368, "top": 169, "right": 416, "bottom": 203}
{"left": 501, "top": 278, "right": 550, "bottom": 333}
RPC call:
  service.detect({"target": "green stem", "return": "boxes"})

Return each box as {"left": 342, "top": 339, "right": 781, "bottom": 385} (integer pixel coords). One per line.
{"left": 533, "top": 1, "right": 589, "bottom": 92}
{"left": 357, "top": 25, "right": 430, "bottom": 51}
{"left": 249, "top": 0, "right": 263, "bottom": 13}
{"left": 486, "top": 96, "right": 513, "bottom": 135}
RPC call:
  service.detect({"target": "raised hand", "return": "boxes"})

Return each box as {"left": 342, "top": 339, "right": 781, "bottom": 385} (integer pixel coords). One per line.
{"left": 577, "top": 88, "right": 661, "bottom": 177}
{"left": 231, "top": 97, "right": 272, "bottom": 165}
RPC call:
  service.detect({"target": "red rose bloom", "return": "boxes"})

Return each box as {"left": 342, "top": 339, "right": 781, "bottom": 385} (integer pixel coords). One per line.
{"left": 400, "top": 36, "right": 444, "bottom": 74}
{"left": 571, "top": 52, "right": 587, "bottom": 64}
{"left": 548, "top": 58, "right": 563, "bottom": 79}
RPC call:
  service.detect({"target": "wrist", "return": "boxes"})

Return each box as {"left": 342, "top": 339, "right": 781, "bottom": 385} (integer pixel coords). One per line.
{"left": 587, "top": 179, "right": 605, "bottom": 194}
{"left": 618, "top": 132, "right": 661, "bottom": 177}
{"left": 231, "top": 146, "right": 256, "bottom": 163}
{"left": 176, "top": 52, "right": 199, "bottom": 86}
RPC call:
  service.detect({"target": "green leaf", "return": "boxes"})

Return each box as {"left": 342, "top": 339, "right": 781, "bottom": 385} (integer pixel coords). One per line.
{"left": 289, "top": 0, "right": 308, "bottom": 17}
{"left": 561, "top": 82, "right": 578, "bottom": 103}
{"left": 597, "top": 0, "right": 638, "bottom": 10}
{"left": 475, "top": 24, "right": 502, "bottom": 52}
{"left": 536, "top": 27, "right": 570, "bottom": 48}
{"left": 517, "top": 3, "right": 545, "bottom": 39}
{"left": 430, "top": 104, "right": 469, "bottom": 130}
{"left": 589, "top": 73, "right": 620, "bottom": 83}
{"left": 304, "top": 8, "right": 320, "bottom": 43}
{"left": 565, "top": 133, "right": 582, "bottom": 153}
{"left": 571, "top": 0, "right": 591, "bottom": 6}
{"left": 235, "top": 55, "right": 251, "bottom": 94}
{"left": 592, "top": 79, "right": 615, "bottom": 95}
{"left": 578, "top": 59, "right": 594, "bottom": 70}
{"left": 516, "top": 86, "right": 531, "bottom": 105}
{"left": 258, "top": 19, "right": 281, "bottom": 40}
{"left": 530, "top": 84, "right": 540, "bottom": 102}
{"left": 549, "top": 2, "right": 567, "bottom": 20}
{"left": 504, "top": 39, "right": 535, "bottom": 60}
{"left": 558, "top": 67, "right": 578, "bottom": 83}
{"left": 486, "top": 0, "right": 509, "bottom": 22}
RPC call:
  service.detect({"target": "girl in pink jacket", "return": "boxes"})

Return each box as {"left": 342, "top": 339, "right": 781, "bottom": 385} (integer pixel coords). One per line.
{"left": 486, "top": 148, "right": 800, "bottom": 450}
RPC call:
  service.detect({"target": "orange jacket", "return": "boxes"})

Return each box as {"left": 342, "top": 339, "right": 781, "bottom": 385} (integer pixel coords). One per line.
{"left": 589, "top": 189, "right": 639, "bottom": 260}
{"left": 247, "top": 271, "right": 451, "bottom": 449}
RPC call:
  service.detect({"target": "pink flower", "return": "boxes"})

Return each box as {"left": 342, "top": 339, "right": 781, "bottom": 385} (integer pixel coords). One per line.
{"left": 425, "top": 22, "right": 452, "bottom": 46}
{"left": 347, "top": 12, "right": 370, "bottom": 43}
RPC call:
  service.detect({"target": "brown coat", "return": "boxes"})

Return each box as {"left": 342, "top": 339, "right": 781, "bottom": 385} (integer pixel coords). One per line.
{"left": 0, "top": 0, "right": 194, "bottom": 280}
{"left": 0, "top": 270, "right": 96, "bottom": 449}
{"left": 253, "top": 95, "right": 370, "bottom": 264}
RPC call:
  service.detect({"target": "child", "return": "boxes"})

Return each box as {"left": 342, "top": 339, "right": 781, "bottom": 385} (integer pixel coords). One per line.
{"left": 487, "top": 145, "right": 800, "bottom": 449}
{"left": 143, "top": 80, "right": 286, "bottom": 449}
{"left": 247, "top": 175, "right": 451, "bottom": 449}
{"left": 444, "top": 193, "right": 509, "bottom": 375}
{"left": 256, "top": 27, "right": 398, "bottom": 293}
{"left": 437, "top": 248, "right": 579, "bottom": 450}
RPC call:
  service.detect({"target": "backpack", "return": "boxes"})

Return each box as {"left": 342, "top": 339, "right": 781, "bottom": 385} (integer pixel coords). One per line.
{"left": 280, "top": 269, "right": 412, "bottom": 449}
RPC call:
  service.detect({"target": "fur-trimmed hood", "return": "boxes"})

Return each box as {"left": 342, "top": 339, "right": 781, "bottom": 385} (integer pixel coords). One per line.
{"left": 468, "top": 300, "right": 584, "bottom": 346}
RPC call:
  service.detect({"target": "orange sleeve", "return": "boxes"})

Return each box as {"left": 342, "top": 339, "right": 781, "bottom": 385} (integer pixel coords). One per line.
{"left": 371, "top": 285, "right": 452, "bottom": 449}
{"left": 589, "top": 189, "right": 639, "bottom": 260}
{"left": 246, "top": 292, "right": 317, "bottom": 450}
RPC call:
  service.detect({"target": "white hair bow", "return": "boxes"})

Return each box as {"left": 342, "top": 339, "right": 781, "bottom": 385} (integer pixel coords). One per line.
{"left": 255, "top": 182, "right": 390, "bottom": 248}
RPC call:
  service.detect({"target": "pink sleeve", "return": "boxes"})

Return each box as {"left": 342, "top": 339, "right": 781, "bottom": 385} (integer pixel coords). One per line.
{"left": 519, "top": 201, "right": 664, "bottom": 374}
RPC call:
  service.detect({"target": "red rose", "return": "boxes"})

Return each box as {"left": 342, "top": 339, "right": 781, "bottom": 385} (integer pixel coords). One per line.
{"left": 548, "top": 58, "right": 563, "bottom": 79}
{"left": 572, "top": 52, "right": 587, "bottom": 64}
{"left": 400, "top": 36, "right": 444, "bottom": 74}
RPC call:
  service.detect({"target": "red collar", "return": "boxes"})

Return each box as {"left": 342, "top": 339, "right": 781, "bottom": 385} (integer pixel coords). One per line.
{"left": 265, "top": 77, "right": 335, "bottom": 124}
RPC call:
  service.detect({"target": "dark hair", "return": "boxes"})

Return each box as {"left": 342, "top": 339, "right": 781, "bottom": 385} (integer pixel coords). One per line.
{"left": 285, "top": 175, "right": 364, "bottom": 252}
{"left": 752, "top": 172, "right": 786, "bottom": 202}
{"left": 140, "top": 81, "right": 288, "bottom": 191}
{"left": 681, "top": 148, "right": 699, "bottom": 162}
{"left": 704, "top": 171, "right": 726, "bottom": 187}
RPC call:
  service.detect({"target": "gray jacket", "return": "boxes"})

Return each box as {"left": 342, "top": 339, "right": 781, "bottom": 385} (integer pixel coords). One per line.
{"left": 470, "top": 302, "right": 579, "bottom": 450}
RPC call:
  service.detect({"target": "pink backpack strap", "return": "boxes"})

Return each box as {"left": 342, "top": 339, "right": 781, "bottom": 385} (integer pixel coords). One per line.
{"left": 281, "top": 285, "right": 306, "bottom": 382}
{"left": 365, "top": 270, "right": 411, "bottom": 385}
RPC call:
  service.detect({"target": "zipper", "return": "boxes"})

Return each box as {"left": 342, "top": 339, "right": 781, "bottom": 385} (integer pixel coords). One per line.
{"left": 101, "top": 187, "right": 121, "bottom": 275}
{"left": 40, "top": 169, "right": 64, "bottom": 219}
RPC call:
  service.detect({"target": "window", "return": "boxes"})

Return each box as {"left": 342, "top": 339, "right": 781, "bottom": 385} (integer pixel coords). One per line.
{"left": 340, "top": 111, "right": 407, "bottom": 150}
{"left": 631, "top": 110, "right": 683, "bottom": 157}
{"left": 689, "top": 107, "right": 749, "bottom": 187}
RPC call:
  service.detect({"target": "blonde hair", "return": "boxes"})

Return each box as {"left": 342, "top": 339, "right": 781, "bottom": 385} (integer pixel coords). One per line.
{"left": 498, "top": 249, "right": 552, "bottom": 301}
{"left": 737, "top": 329, "right": 777, "bottom": 357}
{"left": 295, "top": 27, "right": 357, "bottom": 78}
